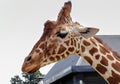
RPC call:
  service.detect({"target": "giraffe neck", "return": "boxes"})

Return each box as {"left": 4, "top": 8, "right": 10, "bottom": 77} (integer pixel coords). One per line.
{"left": 77, "top": 37, "right": 120, "bottom": 84}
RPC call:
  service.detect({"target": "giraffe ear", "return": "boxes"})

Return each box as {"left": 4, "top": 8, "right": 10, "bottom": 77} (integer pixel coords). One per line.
{"left": 80, "top": 27, "right": 99, "bottom": 38}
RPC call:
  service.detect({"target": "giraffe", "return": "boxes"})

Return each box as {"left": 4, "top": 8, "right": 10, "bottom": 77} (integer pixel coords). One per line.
{"left": 22, "top": 1, "right": 120, "bottom": 84}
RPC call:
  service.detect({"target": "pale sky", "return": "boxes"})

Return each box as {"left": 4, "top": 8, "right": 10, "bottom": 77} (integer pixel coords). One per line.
{"left": 0, "top": 0, "right": 120, "bottom": 84}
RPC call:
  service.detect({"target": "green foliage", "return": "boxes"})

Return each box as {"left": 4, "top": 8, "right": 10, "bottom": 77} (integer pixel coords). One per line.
{"left": 10, "top": 75, "right": 23, "bottom": 84}
{"left": 10, "top": 71, "right": 44, "bottom": 84}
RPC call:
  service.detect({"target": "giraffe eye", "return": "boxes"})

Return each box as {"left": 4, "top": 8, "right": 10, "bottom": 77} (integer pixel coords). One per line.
{"left": 56, "top": 31, "right": 68, "bottom": 38}
{"left": 25, "top": 56, "right": 32, "bottom": 61}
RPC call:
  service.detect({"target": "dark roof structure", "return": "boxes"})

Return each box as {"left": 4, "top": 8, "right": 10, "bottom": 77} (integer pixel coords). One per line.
{"left": 42, "top": 35, "right": 120, "bottom": 84}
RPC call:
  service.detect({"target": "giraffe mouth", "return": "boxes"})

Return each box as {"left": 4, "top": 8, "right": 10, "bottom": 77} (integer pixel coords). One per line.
{"left": 22, "top": 64, "right": 40, "bottom": 73}
{"left": 27, "top": 66, "right": 40, "bottom": 73}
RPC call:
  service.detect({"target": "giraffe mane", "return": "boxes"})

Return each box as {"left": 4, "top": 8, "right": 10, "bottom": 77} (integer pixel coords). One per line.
{"left": 94, "top": 36, "right": 120, "bottom": 60}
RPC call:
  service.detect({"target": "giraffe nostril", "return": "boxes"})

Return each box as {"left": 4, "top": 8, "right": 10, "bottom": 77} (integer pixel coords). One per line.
{"left": 25, "top": 56, "right": 32, "bottom": 61}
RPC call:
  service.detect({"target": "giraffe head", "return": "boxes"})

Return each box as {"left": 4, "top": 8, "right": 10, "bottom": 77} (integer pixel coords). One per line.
{"left": 22, "top": 1, "right": 99, "bottom": 73}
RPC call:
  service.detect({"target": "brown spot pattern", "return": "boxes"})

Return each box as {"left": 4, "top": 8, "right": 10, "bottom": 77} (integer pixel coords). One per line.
{"left": 107, "top": 55, "right": 114, "bottom": 61}
{"left": 43, "top": 59, "right": 47, "bottom": 62}
{"left": 96, "top": 64, "right": 107, "bottom": 74}
{"left": 107, "top": 71, "right": 120, "bottom": 84}
{"left": 89, "top": 47, "right": 98, "bottom": 56}
{"left": 90, "top": 38, "right": 97, "bottom": 46}
{"left": 66, "top": 51, "right": 70, "bottom": 55}
{"left": 62, "top": 54, "right": 66, "bottom": 58}
{"left": 78, "top": 53, "right": 81, "bottom": 56}
{"left": 58, "top": 45, "right": 66, "bottom": 54}
{"left": 74, "top": 39, "right": 77, "bottom": 47}
{"left": 56, "top": 56, "right": 61, "bottom": 60}
{"left": 65, "top": 40, "right": 69, "bottom": 46}
{"left": 29, "top": 40, "right": 42, "bottom": 54}
{"left": 68, "top": 47, "right": 74, "bottom": 52}
{"left": 84, "top": 56, "right": 93, "bottom": 65}
{"left": 49, "top": 57, "right": 55, "bottom": 61}
{"left": 52, "top": 49, "right": 56, "bottom": 54}
{"left": 81, "top": 45, "right": 85, "bottom": 52}
{"left": 100, "top": 56, "right": 108, "bottom": 66}
{"left": 100, "top": 45, "right": 109, "bottom": 55}
{"left": 95, "top": 55, "right": 100, "bottom": 60}
{"left": 112, "top": 61, "right": 120, "bottom": 73}
{"left": 71, "top": 38, "right": 73, "bottom": 45}
{"left": 76, "top": 50, "right": 79, "bottom": 54}
{"left": 95, "top": 37, "right": 120, "bottom": 61}
{"left": 83, "top": 40, "right": 91, "bottom": 46}
{"left": 80, "top": 37, "right": 82, "bottom": 39}
{"left": 100, "top": 45, "right": 106, "bottom": 55}
{"left": 78, "top": 43, "right": 80, "bottom": 49}
{"left": 39, "top": 43, "right": 45, "bottom": 49}
{"left": 35, "top": 49, "right": 40, "bottom": 53}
